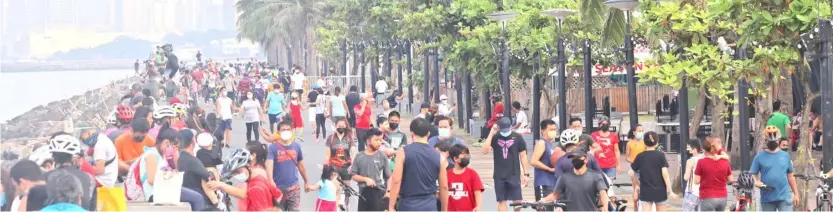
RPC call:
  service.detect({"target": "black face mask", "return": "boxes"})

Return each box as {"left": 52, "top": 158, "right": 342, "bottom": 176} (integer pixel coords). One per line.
{"left": 337, "top": 127, "right": 348, "bottom": 134}
{"left": 458, "top": 157, "right": 471, "bottom": 168}
{"left": 389, "top": 123, "right": 399, "bottom": 130}
{"left": 133, "top": 135, "right": 145, "bottom": 142}
{"left": 600, "top": 124, "right": 610, "bottom": 132}
{"left": 571, "top": 158, "right": 585, "bottom": 170}
{"left": 766, "top": 140, "right": 779, "bottom": 151}
{"left": 685, "top": 152, "right": 693, "bottom": 159}
{"left": 781, "top": 148, "right": 790, "bottom": 152}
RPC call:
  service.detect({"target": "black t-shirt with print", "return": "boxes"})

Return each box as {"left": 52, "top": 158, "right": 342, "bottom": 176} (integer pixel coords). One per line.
{"left": 491, "top": 132, "right": 527, "bottom": 179}
{"left": 631, "top": 150, "right": 670, "bottom": 202}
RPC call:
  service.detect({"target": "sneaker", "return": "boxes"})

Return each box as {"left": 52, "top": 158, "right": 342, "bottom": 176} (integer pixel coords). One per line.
{"left": 472, "top": 139, "right": 483, "bottom": 147}
{"left": 223, "top": 143, "right": 230, "bottom": 148}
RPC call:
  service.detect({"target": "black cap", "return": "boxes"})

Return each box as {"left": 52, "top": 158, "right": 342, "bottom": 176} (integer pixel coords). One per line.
{"left": 566, "top": 149, "right": 587, "bottom": 158}
{"left": 421, "top": 103, "right": 431, "bottom": 109}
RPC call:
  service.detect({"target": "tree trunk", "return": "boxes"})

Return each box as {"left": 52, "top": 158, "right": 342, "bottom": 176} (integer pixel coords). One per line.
{"left": 711, "top": 97, "right": 727, "bottom": 144}
{"left": 796, "top": 93, "right": 819, "bottom": 211}
{"left": 753, "top": 94, "right": 773, "bottom": 151}
{"left": 730, "top": 84, "right": 742, "bottom": 169}
{"left": 690, "top": 87, "right": 708, "bottom": 136}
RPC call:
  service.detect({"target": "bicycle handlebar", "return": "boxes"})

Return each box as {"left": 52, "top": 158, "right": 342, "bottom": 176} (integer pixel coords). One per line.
{"left": 510, "top": 200, "right": 571, "bottom": 208}
{"left": 795, "top": 174, "right": 828, "bottom": 181}
{"left": 611, "top": 183, "right": 633, "bottom": 187}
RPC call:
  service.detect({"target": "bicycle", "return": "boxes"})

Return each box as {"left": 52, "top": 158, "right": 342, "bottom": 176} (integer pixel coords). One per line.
{"left": 510, "top": 200, "right": 571, "bottom": 211}
{"left": 729, "top": 182, "right": 772, "bottom": 212}
{"left": 337, "top": 176, "right": 364, "bottom": 212}
{"left": 608, "top": 183, "right": 632, "bottom": 211}
{"left": 795, "top": 174, "right": 833, "bottom": 211}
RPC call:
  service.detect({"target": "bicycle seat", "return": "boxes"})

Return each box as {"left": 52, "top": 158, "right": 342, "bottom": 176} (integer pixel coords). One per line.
{"left": 614, "top": 196, "right": 628, "bottom": 205}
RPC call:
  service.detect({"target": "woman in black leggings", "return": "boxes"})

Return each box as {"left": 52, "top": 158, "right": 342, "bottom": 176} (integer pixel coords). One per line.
{"left": 309, "top": 87, "right": 328, "bottom": 142}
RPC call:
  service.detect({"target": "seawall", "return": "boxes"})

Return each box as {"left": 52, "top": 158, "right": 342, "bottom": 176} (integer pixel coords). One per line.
{"left": 1, "top": 76, "right": 138, "bottom": 156}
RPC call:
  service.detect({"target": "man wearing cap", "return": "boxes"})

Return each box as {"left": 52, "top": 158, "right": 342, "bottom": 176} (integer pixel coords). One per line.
{"left": 481, "top": 117, "right": 530, "bottom": 211}
{"left": 417, "top": 103, "right": 431, "bottom": 119}
{"left": 437, "top": 95, "right": 455, "bottom": 117}
{"left": 540, "top": 148, "right": 609, "bottom": 212}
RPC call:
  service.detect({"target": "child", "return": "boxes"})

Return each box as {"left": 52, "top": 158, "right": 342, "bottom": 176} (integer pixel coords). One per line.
{"left": 309, "top": 165, "right": 340, "bottom": 212}
{"left": 289, "top": 93, "right": 305, "bottom": 135}
{"left": 447, "top": 144, "right": 484, "bottom": 211}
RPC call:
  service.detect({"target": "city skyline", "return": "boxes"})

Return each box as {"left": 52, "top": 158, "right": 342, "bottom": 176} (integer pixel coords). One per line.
{"left": 0, "top": 0, "right": 240, "bottom": 59}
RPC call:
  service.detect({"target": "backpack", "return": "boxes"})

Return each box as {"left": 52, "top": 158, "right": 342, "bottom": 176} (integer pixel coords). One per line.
{"left": 123, "top": 157, "right": 146, "bottom": 201}
{"left": 238, "top": 78, "right": 253, "bottom": 91}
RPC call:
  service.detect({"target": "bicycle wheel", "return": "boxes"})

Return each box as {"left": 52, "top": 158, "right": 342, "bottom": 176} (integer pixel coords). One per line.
{"left": 819, "top": 200, "right": 831, "bottom": 212}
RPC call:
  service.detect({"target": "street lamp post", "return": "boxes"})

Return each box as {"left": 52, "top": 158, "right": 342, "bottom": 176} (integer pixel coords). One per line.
{"left": 604, "top": 0, "right": 640, "bottom": 130}
{"left": 406, "top": 40, "right": 414, "bottom": 111}
{"left": 542, "top": 9, "right": 577, "bottom": 133}
{"left": 487, "top": 11, "right": 519, "bottom": 118}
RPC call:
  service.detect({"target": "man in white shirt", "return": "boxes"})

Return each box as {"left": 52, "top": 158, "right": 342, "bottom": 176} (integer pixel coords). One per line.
{"left": 375, "top": 79, "right": 388, "bottom": 104}
{"left": 79, "top": 129, "right": 119, "bottom": 187}
{"left": 512, "top": 101, "right": 530, "bottom": 134}
{"left": 291, "top": 66, "right": 306, "bottom": 97}
{"left": 216, "top": 87, "right": 237, "bottom": 147}
{"left": 437, "top": 94, "right": 455, "bottom": 117}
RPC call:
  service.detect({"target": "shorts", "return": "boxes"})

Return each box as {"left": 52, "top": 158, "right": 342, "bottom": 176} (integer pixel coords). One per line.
{"left": 602, "top": 168, "right": 617, "bottom": 180}
{"left": 279, "top": 184, "right": 302, "bottom": 211}
{"left": 268, "top": 113, "right": 283, "bottom": 124}
{"left": 639, "top": 200, "right": 668, "bottom": 207}
{"left": 398, "top": 195, "right": 437, "bottom": 211}
{"left": 358, "top": 186, "right": 385, "bottom": 211}
{"left": 534, "top": 185, "right": 555, "bottom": 211}
{"left": 335, "top": 164, "right": 351, "bottom": 180}
{"left": 494, "top": 177, "right": 523, "bottom": 201}
{"left": 219, "top": 119, "right": 233, "bottom": 131}
{"left": 315, "top": 198, "right": 337, "bottom": 212}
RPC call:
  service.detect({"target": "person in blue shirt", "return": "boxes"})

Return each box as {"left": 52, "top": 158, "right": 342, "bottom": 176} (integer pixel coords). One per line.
{"left": 750, "top": 137, "right": 799, "bottom": 211}
{"left": 265, "top": 84, "right": 287, "bottom": 133}
{"left": 530, "top": 120, "right": 558, "bottom": 209}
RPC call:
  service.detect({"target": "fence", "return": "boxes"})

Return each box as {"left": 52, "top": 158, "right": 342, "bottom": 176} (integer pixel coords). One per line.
{"left": 565, "top": 86, "right": 677, "bottom": 115}
{"left": 305, "top": 76, "right": 363, "bottom": 91}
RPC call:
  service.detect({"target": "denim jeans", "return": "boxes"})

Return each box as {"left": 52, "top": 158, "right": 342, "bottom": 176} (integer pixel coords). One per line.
{"left": 149, "top": 187, "right": 207, "bottom": 211}
{"left": 761, "top": 200, "right": 793, "bottom": 211}
{"left": 601, "top": 168, "right": 617, "bottom": 180}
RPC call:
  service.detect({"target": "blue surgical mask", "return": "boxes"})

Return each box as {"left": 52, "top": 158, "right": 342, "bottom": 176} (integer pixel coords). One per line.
{"left": 438, "top": 128, "right": 451, "bottom": 138}
{"left": 1, "top": 192, "right": 5, "bottom": 207}
{"left": 636, "top": 132, "right": 645, "bottom": 140}
{"left": 500, "top": 131, "right": 512, "bottom": 137}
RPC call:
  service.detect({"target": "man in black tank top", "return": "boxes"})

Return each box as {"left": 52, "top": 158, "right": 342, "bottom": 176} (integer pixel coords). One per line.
{"left": 387, "top": 118, "right": 449, "bottom": 211}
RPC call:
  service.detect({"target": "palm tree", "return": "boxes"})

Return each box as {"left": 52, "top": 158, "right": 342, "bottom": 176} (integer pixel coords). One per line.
{"left": 579, "top": 0, "right": 626, "bottom": 46}
{"left": 236, "top": 0, "right": 328, "bottom": 73}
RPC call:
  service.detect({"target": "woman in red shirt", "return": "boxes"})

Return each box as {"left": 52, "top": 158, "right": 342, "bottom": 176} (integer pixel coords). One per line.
{"left": 354, "top": 97, "right": 372, "bottom": 152}
{"left": 694, "top": 136, "right": 733, "bottom": 211}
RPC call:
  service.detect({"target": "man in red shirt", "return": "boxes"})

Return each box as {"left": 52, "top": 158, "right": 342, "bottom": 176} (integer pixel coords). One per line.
{"left": 447, "top": 143, "right": 484, "bottom": 211}
{"left": 476, "top": 96, "right": 504, "bottom": 146}
{"left": 354, "top": 97, "right": 373, "bottom": 152}
{"left": 590, "top": 118, "right": 620, "bottom": 180}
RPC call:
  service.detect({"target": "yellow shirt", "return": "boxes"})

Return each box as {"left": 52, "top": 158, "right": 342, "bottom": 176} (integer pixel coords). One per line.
{"left": 626, "top": 139, "right": 646, "bottom": 162}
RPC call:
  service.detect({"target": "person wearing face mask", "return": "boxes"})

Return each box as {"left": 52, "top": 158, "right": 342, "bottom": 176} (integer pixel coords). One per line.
{"left": 624, "top": 125, "right": 645, "bottom": 164}
{"left": 124, "top": 126, "right": 207, "bottom": 210}
{"left": 629, "top": 131, "right": 676, "bottom": 212}
{"left": 540, "top": 149, "right": 609, "bottom": 212}
{"left": 382, "top": 111, "right": 408, "bottom": 151}
{"left": 554, "top": 129, "right": 602, "bottom": 177}
{"left": 354, "top": 97, "right": 374, "bottom": 152}
{"left": 263, "top": 120, "right": 310, "bottom": 211}
{"left": 778, "top": 137, "right": 791, "bottom": 152}
{"left": 590, "top": 118, "right": 620, "bottom": 180}
{"left": 694, "top": 136, "right": 733, "bottom": 211}
{"left": 351, "top": 128, "right": 391, "bottom": 211}
{"left": 446, "top": 144, "right": 484, "bottom": 211}
{"left": 8, "top": 160, "right": 46, "bottom": 212}
{"left": 428, "top": 116, "right": 464, "bottom": 165}
{"left": 324, "top": 119, "right": 354, "bottom": 193}
{"left": 78, "top": 129, "right": 119, "bottom": 188}
{"left": 750, "top": 136, "right": 799, "bottom": 211}
{"left": 437, "top": 95, "right": 455, "bottom": 117}
{"left": 115, "top": 120, "right": 155, "bottom": 175}
{"left": 241, "top": 91, "right": 265, "bottom": 142}
{"left": 209, "top": 143, "right": 282, "bottom": 211}
{"left": 481, "top": 117, "right": 529, "bottom": 211}
{"left": 530, "top": 120, "right": 558, "bottom": 208}
{"left": 681, "top": 139, "right": 703, "bottom": 211}
{"left": 215, "top": 86, "right": 238, "bottom": 148}
{"left": 196, "top": 133, "right": 223, "bottom": 169}
{"left": 27, "top": 133, "right": 96, "bottom": 211}
{"left": 388, "top": 118, "right": 449, "bottom": 212}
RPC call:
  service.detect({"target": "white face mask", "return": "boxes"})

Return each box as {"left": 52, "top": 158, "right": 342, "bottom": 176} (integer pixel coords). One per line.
{"left": 438, "top": 128, "right": 451, "bottom": 139}
{"left": 230, "top": 172, "right": 249, "bottom": 184}
{"left": 280, "top": 131, "right": 293, "bottom": 141}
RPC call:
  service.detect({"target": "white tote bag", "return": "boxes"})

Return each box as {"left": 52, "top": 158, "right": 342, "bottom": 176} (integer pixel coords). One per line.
{"left": 152, "top": 171, "right": 184, "bottom": 205}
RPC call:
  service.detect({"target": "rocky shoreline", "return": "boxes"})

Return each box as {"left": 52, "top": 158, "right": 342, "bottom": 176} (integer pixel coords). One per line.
{"left": 1, "top": 76, "right": 138, "bottom": 156}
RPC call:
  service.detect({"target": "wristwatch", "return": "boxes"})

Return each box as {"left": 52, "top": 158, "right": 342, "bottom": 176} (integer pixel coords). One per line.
{"left": 524, "top": 173, "right": 530, "bottom": 177}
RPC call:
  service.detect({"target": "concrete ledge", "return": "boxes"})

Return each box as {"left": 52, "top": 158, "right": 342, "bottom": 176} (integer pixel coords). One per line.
{"left": 126, "top": 201, "right": 191, "bottom": 211}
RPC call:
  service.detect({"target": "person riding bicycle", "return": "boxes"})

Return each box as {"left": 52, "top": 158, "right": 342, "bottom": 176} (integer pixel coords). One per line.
{"left": 540, "top": 148, "right": 609, "bottom": 211}
{"left": 207, "top": 145, "right": 282, "bottom": 211}
{"left": 749, "top": 126, "right": 799, "bottom": 211}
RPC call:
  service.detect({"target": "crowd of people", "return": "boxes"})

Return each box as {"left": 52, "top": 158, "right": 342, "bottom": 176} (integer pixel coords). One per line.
{"left": 0, "top": 51, "right": 822, "bottom": 212}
